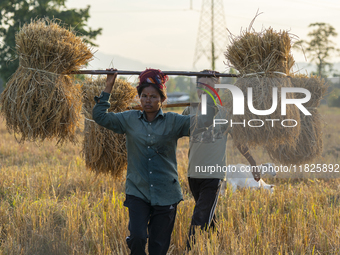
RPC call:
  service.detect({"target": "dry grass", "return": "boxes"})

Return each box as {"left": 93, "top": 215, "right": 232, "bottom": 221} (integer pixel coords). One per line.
{"left": 224, "top": 27, "right": 301, "bottom": 149}
{"left": 266, "top": 109, "right": 323, "bottom": 165}
{"left": 81, "top": 76, "right": 137, "bottom": 178}
{"left": 230, "top": 76, "right": 301, "bottom": 149}
{"left": 0, "top": 18, "right": 93, "bottom": 144}
{"left": 225, "top": 28, "right": 294, "bottom": 75}
{"left": 0, "top": 106, "right": 339, "bottom": 254}
{"left": 265, "top": 75, "right": 328, "bottom": 165}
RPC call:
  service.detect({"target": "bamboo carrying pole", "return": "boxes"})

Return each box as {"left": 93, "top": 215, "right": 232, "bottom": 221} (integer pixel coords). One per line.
{"left": 71, "top": 70, "right": 239, "bottom": 77}
{"left": 129, "top": 102, "right": 195, "bottom": 110}
{"left": 72, "top": 70, "right": 217, "bottom": 109}
{"left": 0, "top": 18, "right": 237, "bottom": 147}
{"left": 74, "top": 70, "right": 234, "bottom": 109}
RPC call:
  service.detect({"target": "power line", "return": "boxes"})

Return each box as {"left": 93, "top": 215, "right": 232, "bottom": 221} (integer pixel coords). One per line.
{"left": 91, "top": 8, "right": 200, "bottom": 13}
{"left": 283, "top": 0, "right": 340, "bottom": 10}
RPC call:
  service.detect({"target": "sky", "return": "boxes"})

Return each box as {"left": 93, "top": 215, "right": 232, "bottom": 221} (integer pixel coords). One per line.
{"left": 66, "top": 0, "right": 340, "bottom": 73}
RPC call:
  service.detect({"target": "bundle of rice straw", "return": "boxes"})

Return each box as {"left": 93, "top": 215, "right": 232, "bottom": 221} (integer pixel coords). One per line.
{"left": 82, "top": 77, "right": 137, "bottom": 178}
{"left": 265, "top": 75, "right": 327, "bottom": 165}
{"left": 229, "top": 76, "right": 301, "bottom": 149}
{"left": 225, "top": 28, "right": 300, "bottom": 149}
{"left": 0, "top": 18, "right": 93, "bottom": 144}
{"left": 225, "top": 28, "right": 295, "bottom": 75}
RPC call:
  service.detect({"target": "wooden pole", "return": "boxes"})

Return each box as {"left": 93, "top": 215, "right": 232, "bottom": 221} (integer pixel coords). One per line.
{"left": 128, "top": 102, "right": 198, "bottom": 110}
{"left": 71, "top": 70, "right": 239, "bottom": 77}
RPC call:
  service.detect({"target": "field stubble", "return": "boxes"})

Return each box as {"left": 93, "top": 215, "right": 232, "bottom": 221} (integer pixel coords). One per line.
{"left": 0, "top": 106, "right": 339, "bottom": 254}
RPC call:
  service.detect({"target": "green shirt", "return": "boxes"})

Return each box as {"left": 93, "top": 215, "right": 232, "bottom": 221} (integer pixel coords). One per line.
{"left": 92, "top": 92, "right": 216, "bottom": 206}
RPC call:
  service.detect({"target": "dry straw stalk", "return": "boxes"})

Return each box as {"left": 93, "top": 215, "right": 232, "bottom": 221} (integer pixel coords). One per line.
{"left": 266, "top": 75, "right": 327, "bottom": 165}
{"left": 266, "top": 109, "right": 323, "bottom": 165}
{"left": 225, "top": 28, "right": 295, "bottom": 75}
{"left": 82, "top": 77, "right": 137, "bottom": 178}
{"left": 230, "top": 76, "right": 301, "bottom": 149}
{"left": 225, "top": 27, "right": 300, "bottom": 149}
{"left": 0, "top": 18, "right": 93, "bottom": 144}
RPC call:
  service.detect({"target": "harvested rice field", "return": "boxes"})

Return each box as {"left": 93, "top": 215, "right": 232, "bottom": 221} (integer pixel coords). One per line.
{"left": 0, "top": 105, "right": 339, "bottom": 254}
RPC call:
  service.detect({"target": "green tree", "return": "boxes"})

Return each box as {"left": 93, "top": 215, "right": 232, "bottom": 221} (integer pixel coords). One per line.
{"left": 0, "top": 0, "right": 102, "bottom": 82}
{"left": 0, "top": 77, "right": 3, "bottom": 93}
{"left": 295, "top": 23, "right": 340, "bottom": 78}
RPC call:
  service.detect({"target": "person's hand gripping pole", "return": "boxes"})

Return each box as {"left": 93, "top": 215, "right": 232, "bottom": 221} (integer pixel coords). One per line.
{"left": 104, "top": 68, "right": 118, "bottom": 94}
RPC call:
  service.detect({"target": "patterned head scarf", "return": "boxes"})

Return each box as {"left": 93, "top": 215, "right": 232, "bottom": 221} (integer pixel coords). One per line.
{"left": 137, "top": 68, "right": 169, "bottom": 89}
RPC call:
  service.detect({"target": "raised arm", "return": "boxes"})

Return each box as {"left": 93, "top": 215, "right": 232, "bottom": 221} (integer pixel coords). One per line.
{"left": 92, "top": 68, "right": 126, "bottom": 134}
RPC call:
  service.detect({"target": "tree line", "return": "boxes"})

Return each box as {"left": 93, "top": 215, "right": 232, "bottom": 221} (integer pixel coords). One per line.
{"left": 0, "top": 0, "right": 101, "bottom": 82}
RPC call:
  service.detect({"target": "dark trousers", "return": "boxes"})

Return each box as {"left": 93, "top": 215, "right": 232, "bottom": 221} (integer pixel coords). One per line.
{"left": 124, "top": 195, "right": 177, "bottom": 255}
{"left": 187, "top": 178, "right": 221, "bottom": 249}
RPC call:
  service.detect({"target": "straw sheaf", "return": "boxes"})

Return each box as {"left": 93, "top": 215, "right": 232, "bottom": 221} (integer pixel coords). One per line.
{"left": 82, "top": 77, "right": 137, "bottom": 178}
{"left": 266, "top": 109, "right": 323, "bottom": 165}
{"left": 225, "top": 28, "right": 294, "bottom": 75}
{"left": 0, "top": 18, "right": 93, "bottom": 144}
{"left": 265, "top": 75, "right": 327, "bottom": 165}
{"left": 16, "top": 19, "right": 93, "bottom": 74}
{"left": 0, "top": 67, "right": 82, "bottom": 143}
{"left": 230, "top": 76, "right": 301, "bottom": 149}
{"left": 289, "top": 74, "right": 328, "bottom": 107}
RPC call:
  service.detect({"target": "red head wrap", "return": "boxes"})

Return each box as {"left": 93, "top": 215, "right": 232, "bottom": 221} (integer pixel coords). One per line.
{"left": 137, "top": 68, "right": 168, "bottom": 89}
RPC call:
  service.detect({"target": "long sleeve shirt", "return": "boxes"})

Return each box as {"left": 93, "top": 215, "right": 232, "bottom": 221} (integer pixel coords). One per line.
{"left": 93, "top": 91, "right": 216, "bottom": 206}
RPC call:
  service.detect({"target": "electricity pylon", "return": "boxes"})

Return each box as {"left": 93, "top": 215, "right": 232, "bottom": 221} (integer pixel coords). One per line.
{"left": 193, "top": 0, "right": 228, "bottom": 71}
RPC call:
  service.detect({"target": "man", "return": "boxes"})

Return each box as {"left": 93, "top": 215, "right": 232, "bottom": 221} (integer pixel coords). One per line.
{"left": 182, "top": 70, "right": 259, "bottom": 250}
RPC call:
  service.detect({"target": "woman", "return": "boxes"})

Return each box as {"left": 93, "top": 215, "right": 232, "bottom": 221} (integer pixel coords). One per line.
{"left": 92, "top": 68, "right": 216, "bottom": 255}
